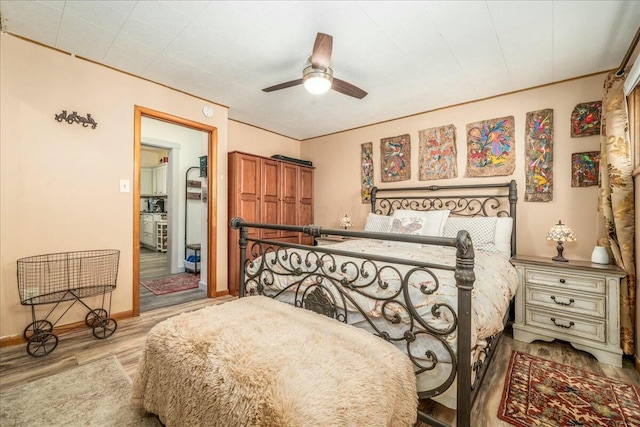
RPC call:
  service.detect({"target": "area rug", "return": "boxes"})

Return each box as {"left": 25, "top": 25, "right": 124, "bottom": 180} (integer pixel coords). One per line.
{"left": 141, "top": 273, "right": 200, "bottom": 295}
{"left": 498, "top": 350, "right": 640, "bottom": 426}
{"left": 0, "top": 356, "right": 160, "bottom": 427}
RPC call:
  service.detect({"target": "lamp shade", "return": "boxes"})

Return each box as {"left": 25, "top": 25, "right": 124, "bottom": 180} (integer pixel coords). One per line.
{"left": 546, "top": 220, "right": 576, "bottom": 242}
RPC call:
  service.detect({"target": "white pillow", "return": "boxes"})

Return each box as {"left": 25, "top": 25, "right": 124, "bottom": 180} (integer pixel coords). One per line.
{"left": 364, "top": 213, "right": 392, "bottom": 233}
{"left": 494, "top": 217, "right": 514, "bottom": 258}
{"left": 423, "top": 210, "right": 450, "bottom": 237}
{"left": 443, "top": 217, "right": 500, "bottom": 254}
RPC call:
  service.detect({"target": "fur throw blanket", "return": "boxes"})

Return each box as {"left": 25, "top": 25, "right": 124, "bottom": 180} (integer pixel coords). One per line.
{"left": 131, "top": 296, "right": 417, "bottom": 427}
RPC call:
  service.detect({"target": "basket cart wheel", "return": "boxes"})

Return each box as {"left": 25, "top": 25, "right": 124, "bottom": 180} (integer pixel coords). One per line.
{"left": 23, "top": 319, "right": 53, "bottom": 341}
{"left": 85, "top": 309, "right": 108, "bottom": 327}
{"left": 92, "top": 317, "right": 117, "bottom": 339}
{"left": 26, "top": 332, "right": 59, "bottom": 357}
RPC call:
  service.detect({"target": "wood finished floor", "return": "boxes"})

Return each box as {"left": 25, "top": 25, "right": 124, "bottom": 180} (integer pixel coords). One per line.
{"left": 1, "top": 298, "right": 638, "bottom": 426}
{"left": 139, "top": 247, "right": 206, "bottom": 313}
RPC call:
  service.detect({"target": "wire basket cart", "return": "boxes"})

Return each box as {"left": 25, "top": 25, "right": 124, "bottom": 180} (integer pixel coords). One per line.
{"left": 16, "top": 249, "right": 120, "bottom": 357}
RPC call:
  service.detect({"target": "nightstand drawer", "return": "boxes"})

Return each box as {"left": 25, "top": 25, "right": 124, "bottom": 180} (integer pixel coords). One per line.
{"left": 525, "top": 269, "right": 605, "bottom": 294}
{"left": 525, "top": 307, "right": 605, "bottom": 343}
{"left": 525, "top": 286, "right": 606, "bottom": 318}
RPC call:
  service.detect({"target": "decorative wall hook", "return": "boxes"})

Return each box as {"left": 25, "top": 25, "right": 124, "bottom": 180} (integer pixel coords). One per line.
{"left": 54, "top": 110, "right": 98, "bottom": 129}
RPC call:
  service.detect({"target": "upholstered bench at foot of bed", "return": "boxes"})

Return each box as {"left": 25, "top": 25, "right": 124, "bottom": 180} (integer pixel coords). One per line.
{"left": 130, "top": 296, "right": 418, "bottom": 427}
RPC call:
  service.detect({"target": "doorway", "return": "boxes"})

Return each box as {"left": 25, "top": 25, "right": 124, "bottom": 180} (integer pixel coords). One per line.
{"left": 133, "top": 106, "right": 218, "bottom": 316}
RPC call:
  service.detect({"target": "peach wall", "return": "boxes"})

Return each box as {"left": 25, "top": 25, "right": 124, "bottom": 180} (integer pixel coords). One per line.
{"left": 302, "top": 73, "right": 606, "bottom": 261}
{"left": 0, "top": 34, "right": 229, "bottom": 339}
{"left": 228, "top": 120, "right": 300, "bottom": 159}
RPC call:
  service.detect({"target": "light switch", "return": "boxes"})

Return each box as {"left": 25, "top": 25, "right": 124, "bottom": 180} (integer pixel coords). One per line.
{"left": 120, "top": 179, "right": 130, "bottom": 193}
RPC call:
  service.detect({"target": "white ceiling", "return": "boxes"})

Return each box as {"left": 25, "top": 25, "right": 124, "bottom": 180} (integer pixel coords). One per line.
{"left": 1, "top": 1, "right": 639, "bottom": 140}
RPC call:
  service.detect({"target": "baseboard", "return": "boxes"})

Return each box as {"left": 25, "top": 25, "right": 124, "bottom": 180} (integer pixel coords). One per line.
{"left": 215, "top": 290, "right": 230, "bottom": 297}
{"left": 0, "top": 309, "right": 133, "bottom": 347}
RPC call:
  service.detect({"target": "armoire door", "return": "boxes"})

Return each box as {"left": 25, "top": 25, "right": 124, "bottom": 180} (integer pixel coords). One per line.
{"left": 299, "top": 167, "right": 314, "bottom": 245}
{"left": 279, "top": 162, "right": 299, "bottom": 239}
{"left": 261, "top": 158, "right": 280, "bottom": 239}
{"left": 228, "top": 152, "right": 261, "bottom": 295}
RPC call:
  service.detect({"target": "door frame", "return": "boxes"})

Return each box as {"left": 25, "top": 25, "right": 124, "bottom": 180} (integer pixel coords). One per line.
{"left": 133, "top": 106, "right": 218, "bottom": 316}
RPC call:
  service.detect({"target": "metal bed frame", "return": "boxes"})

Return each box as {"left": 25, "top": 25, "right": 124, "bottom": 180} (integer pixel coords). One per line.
{"left": 231, "top": 180, "right": 517, "bottom": 427}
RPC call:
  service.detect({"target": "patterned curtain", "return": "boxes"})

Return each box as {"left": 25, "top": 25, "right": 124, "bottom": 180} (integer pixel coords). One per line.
{"left": 599, "top": 71, "right": 636, "bottom": 355}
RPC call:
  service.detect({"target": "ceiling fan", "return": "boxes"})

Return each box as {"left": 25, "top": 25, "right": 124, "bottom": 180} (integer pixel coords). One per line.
{"left": 262, "top": 33, "right": 368, "bottom": 99}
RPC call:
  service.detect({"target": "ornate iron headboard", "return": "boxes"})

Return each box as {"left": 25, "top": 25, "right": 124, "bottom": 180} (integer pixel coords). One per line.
{"left": 370, "top": 180, "right": 517, "bottom": 256}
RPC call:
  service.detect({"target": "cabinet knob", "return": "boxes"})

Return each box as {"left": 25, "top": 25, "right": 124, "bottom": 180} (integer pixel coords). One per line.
{"left": 559, "top": 278, "right": 566, "bottom": 284}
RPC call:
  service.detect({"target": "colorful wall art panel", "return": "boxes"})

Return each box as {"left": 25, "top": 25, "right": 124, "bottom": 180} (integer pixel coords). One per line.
{"left": 525, "top": 109, "right": 554, "bottom": 202}
{"left": 360, "top": 142, "right": 374, "bottom": 203}
{"left": 466, "top": 116, "right": 515, "bottom": 177}
{"left": 418, "top": 124, "right": 457, "bottom": 181}
{"left": 571, "top": 151, "right": 601, "bottom": 187}
{"left": 571, "top": 101, "right": 601, "bottom": 137}
{"left": 381, "top": 134, "right": 411, "bottom": 182}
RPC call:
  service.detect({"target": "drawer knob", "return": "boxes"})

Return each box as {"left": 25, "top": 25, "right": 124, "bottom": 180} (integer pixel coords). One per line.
{"left": 550, "top": 317, "right": 574, "bottom": 329}
{"left": 559, "top": 278, "right": 566, "bottom": 284}
{"left": 550, "top": 296, "right": 574, "bottom": 306}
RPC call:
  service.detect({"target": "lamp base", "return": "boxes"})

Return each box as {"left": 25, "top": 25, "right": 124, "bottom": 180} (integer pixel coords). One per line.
{"left": 552, "top": 241, "right": 569, "bottom": 262}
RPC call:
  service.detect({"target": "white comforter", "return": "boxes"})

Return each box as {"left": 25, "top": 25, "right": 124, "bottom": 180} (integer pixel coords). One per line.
{"left": 246, "top": 238, "right": 519, "bottom": 360}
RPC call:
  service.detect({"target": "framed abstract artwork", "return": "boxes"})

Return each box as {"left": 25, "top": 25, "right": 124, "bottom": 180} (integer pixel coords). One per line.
{"left": 360, "top": 142, "right": 374, "bottom": 203}
{"left": 466, "top": 116, "right": 515, "bottom": 177}
{"left": 571, "top": 101, "right": 601, "bottom": 137}
{"left": 524, "top": 109, "right": 553, "bottom": 202}
{"left": 418, "top": 124, "right": 457, "bottom": 181}
{"left": 571, "top": 151, "right": 601, "bottom": 187}
{"left": 380, "top": 134, "right": 411, "bottom": 182}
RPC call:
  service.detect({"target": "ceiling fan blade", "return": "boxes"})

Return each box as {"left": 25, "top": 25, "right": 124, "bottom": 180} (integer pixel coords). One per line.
{"left": 262, "top": 79, "right": 304, "bottom": 92}
{"left": 310, "top": 33, "right": 333, "bottom": 70}
{"left": 331, "top": 78, "right": 368, "bottom": 99}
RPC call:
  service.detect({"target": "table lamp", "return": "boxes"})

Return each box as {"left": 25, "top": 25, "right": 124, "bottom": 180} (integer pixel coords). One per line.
{"left": 339, "top": 214, "right": 352, "bottom": 231}
{"left": 546, "top": 220, "right": 576, "bottom": 262}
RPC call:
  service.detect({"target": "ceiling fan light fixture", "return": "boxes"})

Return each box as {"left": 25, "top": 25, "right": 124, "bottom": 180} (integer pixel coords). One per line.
{"left": 303, "top": 66, "right": 333, "bottom": 95}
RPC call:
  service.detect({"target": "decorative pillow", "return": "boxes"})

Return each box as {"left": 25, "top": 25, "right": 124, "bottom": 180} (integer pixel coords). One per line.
{"left": 364, "top": 213, "right": 392, "bottom": 233}
{"left": 442, "top": 217, "right": 500, "bottom": 254}
{"left": 391, "top": 209, "right": 450, "bottom": 237}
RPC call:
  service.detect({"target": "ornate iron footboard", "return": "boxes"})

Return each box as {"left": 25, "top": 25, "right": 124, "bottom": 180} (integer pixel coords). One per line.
{"left": 231, "top": 180, "right": 517, "bottom": 427}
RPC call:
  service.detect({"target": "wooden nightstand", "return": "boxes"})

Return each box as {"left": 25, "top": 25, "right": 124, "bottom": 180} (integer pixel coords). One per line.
{"left": 511, "top": 255, "right": 626, "bottom": 367}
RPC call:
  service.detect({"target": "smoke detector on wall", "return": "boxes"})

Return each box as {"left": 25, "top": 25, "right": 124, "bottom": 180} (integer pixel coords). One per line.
{"left": 202, "top": 106, "right": 213, "bottom": 118}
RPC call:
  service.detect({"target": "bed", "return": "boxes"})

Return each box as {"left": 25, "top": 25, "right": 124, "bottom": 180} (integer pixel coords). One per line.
{"left": 231, "top": 180, "right": 519, "bottom": 427}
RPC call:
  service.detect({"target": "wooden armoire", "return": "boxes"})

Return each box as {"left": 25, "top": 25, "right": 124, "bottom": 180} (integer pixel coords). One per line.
{"left": 228, "top": 151, "right": 314, "bottom": 295}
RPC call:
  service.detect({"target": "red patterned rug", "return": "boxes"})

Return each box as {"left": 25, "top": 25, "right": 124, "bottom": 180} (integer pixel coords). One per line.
{"left": 141, "top": 273, "right": 200, "bottom": 295}
{"left": 498, "top": 351, "right": 640, "bottom": 426}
